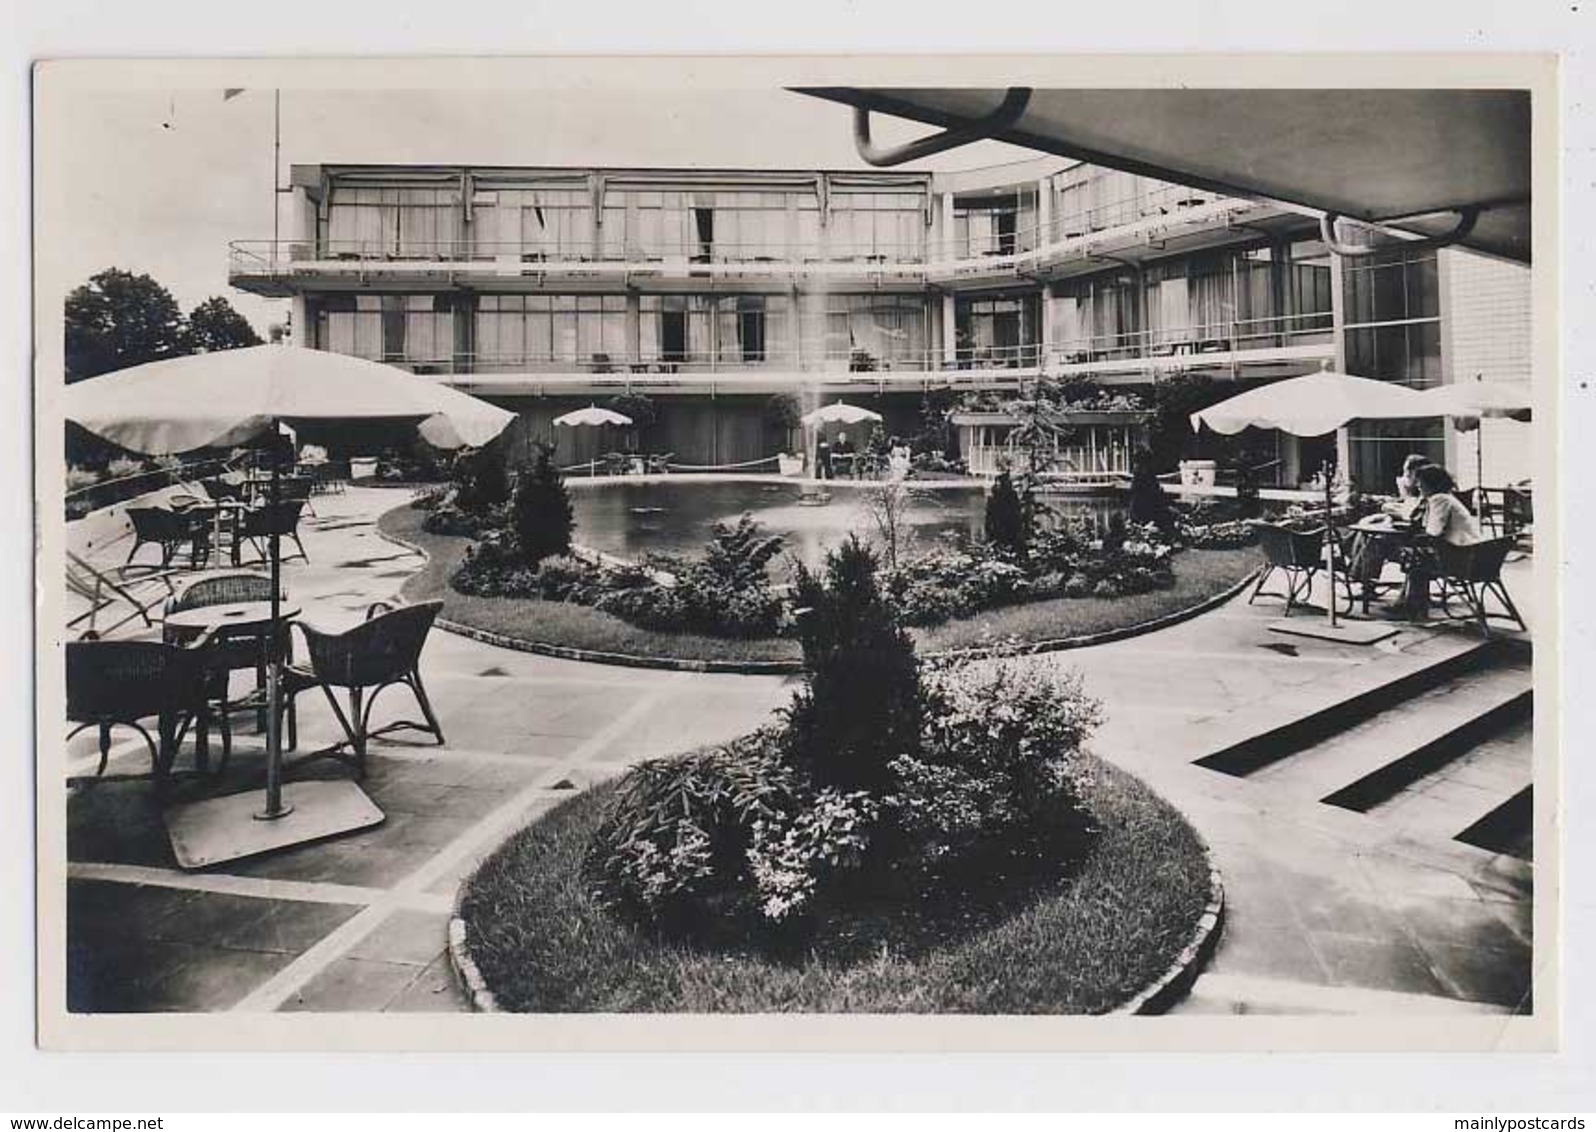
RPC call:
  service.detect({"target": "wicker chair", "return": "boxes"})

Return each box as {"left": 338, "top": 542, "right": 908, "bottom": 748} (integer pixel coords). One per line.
{"left": 1249, "top": 522, "right": 1355, "bottom": 616}
{"left": 237, "top": 501, "right": 309, "bottom": 565}
{"left": 645, "top": 452, "right": 674, "bottom": 474}
{"left": 163, "top": 571, "right": 290, "bottom": 765}
{"left": 278, "top": 474, "right": 318, "bottom": 517}
{"left": 67, "top": 636, "right": 215, "bottom": 787}
{"left": 1431, "top": 538, "right": 1527, "bottom": 636}
{"left": 279, "top": 600, "right": 446, "bottom": 776}
{"left": 125, "top": 506, "right": 208, "bottom": 569}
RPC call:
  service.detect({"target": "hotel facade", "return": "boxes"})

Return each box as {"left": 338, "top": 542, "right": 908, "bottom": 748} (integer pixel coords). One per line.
{"left": 229, "top": 157, "right": 1532, "bottom": 491}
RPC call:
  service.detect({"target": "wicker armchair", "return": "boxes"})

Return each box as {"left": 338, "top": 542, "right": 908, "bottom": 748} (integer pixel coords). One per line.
{"left": 237, "top": 501, "right": 309, "bottom": 565}
{"left": 67, "top": 636, "right": 216, "bottom": 787}
{"left": 125, "top": 506, "right": 208, "bottom": 569}
{"left": 279, "top": 600, "right": 445, "bottom": 776}
{"left": 1432, "top": 537, "right": 1527, "bottom": 636}
{"left": 1249, "top": 522, "right": 1354, "bottom": 616}
{"left": 162, "top": 571, "right": 289, "bottom": 766}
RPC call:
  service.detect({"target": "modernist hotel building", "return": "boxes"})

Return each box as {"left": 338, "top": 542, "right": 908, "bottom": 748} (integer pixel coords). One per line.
{"left": 228, "top": 156, "right": 1532, "bottom": 491}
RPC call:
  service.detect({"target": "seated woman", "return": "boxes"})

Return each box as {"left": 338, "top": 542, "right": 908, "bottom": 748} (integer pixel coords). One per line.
{"left": 1348, "top": 453, "right": 1430, "bottom": 601}
{"left": 1382, "top": 453, "right": 1429, "bottom": 520}
{"left": 1387, "top": 463, "right": 1484, "bottom": 620}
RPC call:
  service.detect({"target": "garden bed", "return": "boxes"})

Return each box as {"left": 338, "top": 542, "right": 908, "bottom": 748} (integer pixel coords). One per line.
{"left": 378, "top": 503, "right": 1260, "bottom": 666}
{"left": 456, "top": 753, "right": 1214, "bottom": 1014}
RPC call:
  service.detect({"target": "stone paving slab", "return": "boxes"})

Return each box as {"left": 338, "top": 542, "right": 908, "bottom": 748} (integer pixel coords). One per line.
{"left": 62, "top": 487, "right": 1536, "bottom": 1020}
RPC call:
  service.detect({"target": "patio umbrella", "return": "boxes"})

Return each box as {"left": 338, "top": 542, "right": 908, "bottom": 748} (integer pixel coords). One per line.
{"left": 1417, "top": 377, "right": 1532, "bottom": 491}
{"left": 801, "top": 400, "right": 883, "bottom": 427}
{"left": 553, "top": 405, "right": 633, "bottom": 428}
{"left": 1191, "top": 368, "right": 1430, "bottom": 638}
{"left": 65, "top": 345, "right": 515, "bottom": 865}
{"left": 553, "top": 405, "right": 633, "bottom": 474}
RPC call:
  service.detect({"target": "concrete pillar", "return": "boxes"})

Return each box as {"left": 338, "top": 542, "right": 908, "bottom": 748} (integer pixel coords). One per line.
{"left": 289, "top": 295, "right": 308, "bottom": 349}
{"left": 942, "top": 292, "right": 957, "bottom": 370}
{"left": 1037, "top": 175, "right": 1053, "bottom": 249}
{"left": 624, "top": 292, "right": 641, "bottom": 369}
{"left": 1040, "top": 282, "right": 1054, "bottom": 369}
{"left": 1329, "top": 245, "right": 1352, "bottom": 484}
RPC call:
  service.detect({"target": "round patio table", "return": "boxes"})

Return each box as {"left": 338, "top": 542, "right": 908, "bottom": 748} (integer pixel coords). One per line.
{"left": 1347, "top": 515, "right": 1418, "bottom": 613}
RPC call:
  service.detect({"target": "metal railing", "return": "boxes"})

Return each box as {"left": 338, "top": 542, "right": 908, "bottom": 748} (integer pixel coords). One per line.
{"left": 65, "top": 455, "right": 236, "bottom": 519}
{"left": 226, "top": 192, "right": 1258, "bottom": 281}
{"left": 1046, "top": 310, "right": 1334, "bottom": 367}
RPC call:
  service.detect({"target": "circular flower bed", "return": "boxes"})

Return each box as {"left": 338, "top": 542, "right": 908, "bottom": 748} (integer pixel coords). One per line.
{"left": 455, "top": 538, "right": 1217, "bottom": 1014}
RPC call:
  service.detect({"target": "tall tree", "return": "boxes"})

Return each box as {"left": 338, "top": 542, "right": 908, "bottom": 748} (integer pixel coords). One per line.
{"left": 185, "top": 296, "right": 263, "bottom": 354}
{"left": 64, "top": 269, "right": 186, "bottom": 382}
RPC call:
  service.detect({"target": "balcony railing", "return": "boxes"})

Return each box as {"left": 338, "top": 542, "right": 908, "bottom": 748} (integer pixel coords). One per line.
{"left": 227, "top": 193, "right": 1263, "bottom": 283}
{"left": 1047, "top": 311, "right": 1334, "bottom": 367}
{"left": 326, "top": 314, "right": 1330, "bottom": 381}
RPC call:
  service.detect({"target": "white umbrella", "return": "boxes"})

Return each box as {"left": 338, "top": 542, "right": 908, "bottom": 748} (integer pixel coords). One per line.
{"left": 1417, "top": 377, "right": 1532, "bottom": 491}
{"left": 67, "top": 344, "right": 514, "bottom": 453}
{"left": 65, "top": 345, "right": 515, "bottom": 864}
{"left": 1191, "top": 368, "right": 1431, "bottom": 635}
{"left": 801, "top": 401, "right": 883, "bottom": 427}
{"left": 554, "top": 405, "right": 632, "bottom": 428}
{"left": 1190, "top": 369, "right": 1431, "bottom": 437}
{"left": 553, "top": 405, "right": 633, "bottom": 475}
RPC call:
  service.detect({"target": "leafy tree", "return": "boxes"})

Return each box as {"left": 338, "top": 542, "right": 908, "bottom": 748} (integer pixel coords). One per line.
{"left": 785, "top": 537, "right": 922, "bottom": 794}
{"left": 984, "top": 469, "right": 1030, "bottom": 560}
{"left": 1146, "top": 372, "right": 1239, "bottom": 472}
{"left": 513, "top": 443, "right": 574, "bottom": 565}
{"left": 65, "top": 269, "right": 186, "bottom": 381}
{"left": 185, "top": 296, "right": 263, "bottom": 353}
{"left": 606, "top": 392, "right": 658, "bottom": 452}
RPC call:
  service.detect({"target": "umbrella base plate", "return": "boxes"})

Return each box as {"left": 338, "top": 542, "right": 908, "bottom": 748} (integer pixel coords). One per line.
{"left": 165, "top": 780, "right": 384, "bottom": 870}
{"left": 1267, "top": 618, "right": 1399, "bottom": 646}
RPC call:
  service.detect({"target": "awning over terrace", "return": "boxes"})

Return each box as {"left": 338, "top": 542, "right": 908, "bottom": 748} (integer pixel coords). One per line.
{"left": 800, "top": 88, "right": 1532, "bottom": 264}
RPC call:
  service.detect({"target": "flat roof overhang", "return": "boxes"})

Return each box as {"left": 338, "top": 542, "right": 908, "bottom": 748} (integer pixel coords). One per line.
{"left": 799, "top": 88, "right": 1531, "bottom": 264}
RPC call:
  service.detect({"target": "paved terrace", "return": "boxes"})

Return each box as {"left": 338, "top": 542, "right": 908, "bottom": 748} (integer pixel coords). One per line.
{"left": 63, "top": 486, "right": 1534, "bottom": 1015}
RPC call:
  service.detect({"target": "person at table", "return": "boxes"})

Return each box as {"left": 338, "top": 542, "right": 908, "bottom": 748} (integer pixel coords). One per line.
{"left": 1385, "top": 463, "right": 1484, "bottom": 620}
{"left": 832, "top": 431, "right": 856, "bottom": 478}
{"left": 815, "top": 435, "right": 833, "bottom": 481}
{"left": 1350, "top": 453, "right": 1427, "bottom": 598}
{"left": 1382, "top": 453, "right": 1429, "bottom": 520}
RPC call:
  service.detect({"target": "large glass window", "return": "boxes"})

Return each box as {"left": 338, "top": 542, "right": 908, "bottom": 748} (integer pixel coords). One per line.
{"left": 325, "top": 186, "right": 464, "bottom": 259}
{"left": 470, "top": 188, "right": 594, "bottom": 260}
{"left": 955, "top": 294, "right": 1039, "bottom": 368}
{"left": 638, "top": 294, "right": 792, "bottom": 367}
{"left": 320, "top": 293, "right": 456, "bottom": 367}
{"left": 474, "top": 294, "right": 626, "bottom": 368}
{"left": 829, "top": 192, "right": 925, "bottom": 262}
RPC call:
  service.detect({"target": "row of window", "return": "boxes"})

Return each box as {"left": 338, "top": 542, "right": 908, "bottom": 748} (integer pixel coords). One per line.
{"left": 322, "top": 187, "right": 930, "bottom": 263}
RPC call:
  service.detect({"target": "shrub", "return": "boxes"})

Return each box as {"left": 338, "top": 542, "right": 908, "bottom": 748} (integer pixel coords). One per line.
{"left": 584, "top": 733, "right": 810, "bottom": 921}
{"left": 784, "top": 537, "right": 923, "bottom": 793}
{"left": 452, "top": 446, "right": 510, "bottom": 513}
{"left": 984, "top": 470, "right": 1029, "bottom": 560}
{"left": 889, "top": 659, "right": 1101, "bottom": 869}
{"left": 65, "top": 465, "right": 101, "bottom": 492}
{"left": 513, "top": 444, "right": 574, "bottom": 566}
{"left": 1127, "top": 448, "right": 1176, "bottom": 532}
{"left": 105, "top": 455, "right": 147, "bottom": 481}
{"left": 422, "top": 501, "right": 503, "bottom": 538}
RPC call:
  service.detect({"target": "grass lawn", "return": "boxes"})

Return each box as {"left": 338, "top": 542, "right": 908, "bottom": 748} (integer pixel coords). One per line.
{"left": 459, "top": 754, "right": 1213, "bottom": 1013}
{"left": 379, "top": 502, "right": 1259, "bottom": 665}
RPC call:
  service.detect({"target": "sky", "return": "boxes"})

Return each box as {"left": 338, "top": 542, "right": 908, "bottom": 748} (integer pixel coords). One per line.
{"left": 46, "top": 87, "right": 1039, "bottom": 335}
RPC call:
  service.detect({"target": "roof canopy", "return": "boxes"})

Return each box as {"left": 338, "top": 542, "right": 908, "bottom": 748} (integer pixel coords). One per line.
{"left": 801, "top": 88, "right": 1530, "bottom": 263}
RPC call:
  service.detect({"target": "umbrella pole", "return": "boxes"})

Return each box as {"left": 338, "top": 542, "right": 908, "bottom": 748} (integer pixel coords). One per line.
{"left": 1324, "top": 458, "right": 1339, "bottom": 628}
{"left": 257, "top": 420, "right": 292, "bottom": 821}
